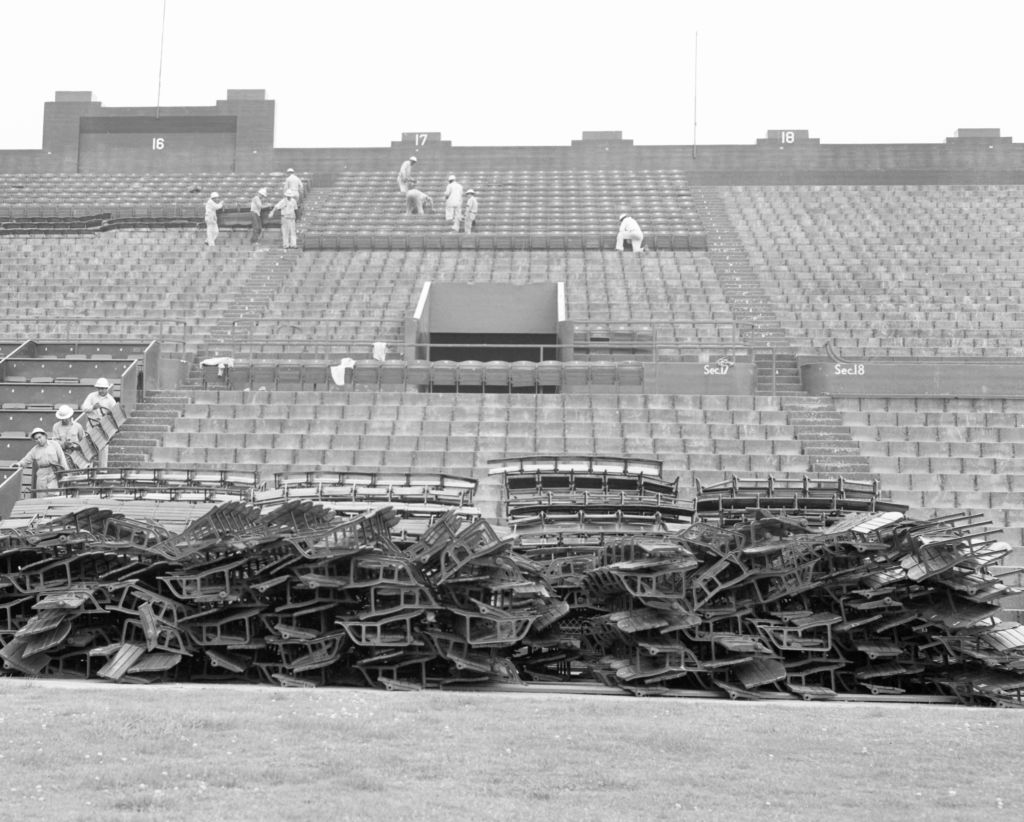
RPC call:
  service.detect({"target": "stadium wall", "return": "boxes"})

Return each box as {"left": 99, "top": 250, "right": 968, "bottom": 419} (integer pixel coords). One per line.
{"left": 4, "top": 91, "right": 1024, "bottom": 182}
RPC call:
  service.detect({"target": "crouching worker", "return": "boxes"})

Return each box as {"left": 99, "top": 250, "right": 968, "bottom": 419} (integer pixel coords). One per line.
{"left": 13, "top": 428, "right": 68, "bottom": 497}
{"left": 405, "top": 188, "right": 433, "bottom": 215}
{"left": 616, "top": 213, "right": 644, "bottom": 252}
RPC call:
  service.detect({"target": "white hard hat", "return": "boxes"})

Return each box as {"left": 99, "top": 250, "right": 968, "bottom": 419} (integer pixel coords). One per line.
{"left": 94, "top": 377, "right": 111, "bottom": 389}
{"left": 56, "top": 404, "right": 74, "bottom": 420}
{"left": 211, "top": 192, "right": 220, "bottom": 199}
{"left": 618, "top": 213, "right": 628, "bottom": 222}
{"left": 409, "top": 156, "right": 417, "bottom": 163}
{"left": 466, "top": 189, "right": 476, "bottom": 196}
{"left": 286, "top": 168, "right": 295, "bottom": 173}
{"left": 258, "top": 187, "right": 268, "bottom": 196}
{"left": 30, "top": 427, "right": 46, "bottom": 438}
{"left": 448, "top": 174, "right": 456, "bottom": 181}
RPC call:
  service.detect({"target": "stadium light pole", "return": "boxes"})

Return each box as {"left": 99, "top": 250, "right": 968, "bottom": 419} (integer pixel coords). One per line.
{"left": 156, "top": 0, "right": 168, "bottom": 118}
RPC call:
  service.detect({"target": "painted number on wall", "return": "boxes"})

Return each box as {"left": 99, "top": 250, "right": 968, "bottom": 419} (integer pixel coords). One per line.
{"left": 415, "top": 133, "right": 428, "bottom": 147}
{"left": 780, "top": 131, "right": 795, "bottom": 144}
{"left": 152, "top": 137, "right": 165, "bottom": 150}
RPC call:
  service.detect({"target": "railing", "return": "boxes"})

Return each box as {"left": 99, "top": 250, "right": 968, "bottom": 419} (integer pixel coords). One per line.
{"left": 0, "top": 316, "right": 192, "bottom": 353}
{"left": 569, "top": 318, "right": 755, "bottom": 348}
{"left": 223, "top": 316, "right": 756, "bottom": 366}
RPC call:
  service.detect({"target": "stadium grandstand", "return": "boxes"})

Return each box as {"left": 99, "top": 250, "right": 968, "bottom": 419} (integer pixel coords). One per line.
{"left": 1, "top": 90, "right": 1023, "bottom": 699}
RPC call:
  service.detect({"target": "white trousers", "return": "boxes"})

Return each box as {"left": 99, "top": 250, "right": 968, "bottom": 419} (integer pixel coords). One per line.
{"left": 281, "top": 217, "right": 297, "bottom": 248}
{"left": 616, "top": 229, "right": 644, "bottom": 251}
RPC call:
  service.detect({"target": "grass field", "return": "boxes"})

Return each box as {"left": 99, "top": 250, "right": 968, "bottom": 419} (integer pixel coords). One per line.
{"left": 2, "top": 678, "right": 1022, "bottom": 821}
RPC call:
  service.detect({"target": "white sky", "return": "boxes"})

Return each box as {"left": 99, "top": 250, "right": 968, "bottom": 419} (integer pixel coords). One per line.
{"left": 3, "top": 0, "right": 1023, "bottom": 149}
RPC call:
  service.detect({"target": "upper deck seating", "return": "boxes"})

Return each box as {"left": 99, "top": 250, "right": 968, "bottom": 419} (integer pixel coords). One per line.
{"left": 302, "top": 169, "right": 706, "bottom": 250}
{"left": 711, "top": 184, "right": 1024, "bottom": 358}
{"left": 0, "top": 231, "right": 265, "bottom": 355}
{"left": 216, "top": 249, "right": 740, "bottom": 362}
{"left": 0, "top": 172, "right": 307, "bottom": 227}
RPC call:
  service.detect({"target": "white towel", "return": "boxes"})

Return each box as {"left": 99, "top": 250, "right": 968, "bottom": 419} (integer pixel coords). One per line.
{"left": 331, "top": 357, "right": 357, "bottom": 386}
{"left": 201, "top": 356, "right": 235, "bottom": 376}
{"left": 372, "top": 342, "right": 389, "bottom": 362}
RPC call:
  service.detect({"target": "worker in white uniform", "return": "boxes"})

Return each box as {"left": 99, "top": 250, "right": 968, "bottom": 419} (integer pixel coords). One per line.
{"left": 283, "top": 168, "right": 304, "bottom": 200}
{"left": 444, "top": 174, "right": 464, "bottom": 232}
{"left": 81, "top": 377, "right": 119, "bottom": 468}
{"left": 405, "top": 189, "right": 433, "bottom": 215}
{"left": 13, "top": 428, "right": 69, "bottom": 497}
{"left": 204, "top": 192, "right": 224, "bottom": 246}
{"left": 616, "top": 213, "right": 644, "bottom": 252}
{"left": 270, "top": 191, "right": 300, "bottom": 249}
{"left": 51, "top": 404, "right": 86, "bottom": 458}
{"left": 397, "top": 156, "right": 417, "bottom": 193}
{"left": 463, "top": 189, "right": 479, "bottom": 234}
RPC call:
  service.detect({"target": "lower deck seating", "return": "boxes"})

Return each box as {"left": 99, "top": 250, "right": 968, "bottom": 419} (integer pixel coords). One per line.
{"left": 136, "top": 389, "right": 1024, "bottom": 561}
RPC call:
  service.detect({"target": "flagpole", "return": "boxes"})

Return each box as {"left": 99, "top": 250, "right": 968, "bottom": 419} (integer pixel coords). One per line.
{"left": 156, "top": 0, "right": 168, "bottom": 117}
{"left": 692, "top": 31, "right": 698, "bottom": 159}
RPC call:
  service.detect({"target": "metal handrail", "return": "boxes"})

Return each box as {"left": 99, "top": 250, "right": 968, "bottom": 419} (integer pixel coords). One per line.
{"left": 0, "top": 316, "right": 191, "bottom": 352}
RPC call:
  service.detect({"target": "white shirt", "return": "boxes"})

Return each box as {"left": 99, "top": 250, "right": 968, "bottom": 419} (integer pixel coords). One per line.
{"left": 205, "top": 198, "right": 223, "bottom": 223}
{"left": 618, "top": 217, "right": 643, "bottom": 237}
{"left": 82, "top": 390, "right": 118, "bottom": 425}
{"left": 445, "top": 180, "right": 464, "bottom": 207}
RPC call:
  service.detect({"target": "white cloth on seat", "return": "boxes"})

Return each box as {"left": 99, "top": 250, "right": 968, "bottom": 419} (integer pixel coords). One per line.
{"left": 201, "top": 356, "right": 235, "bottom": 376}
{"left": 331, "top": 357, "right": 357, "bottom": 386}
{"left": 372, "top": 342, "right": 389, "bottom": 362}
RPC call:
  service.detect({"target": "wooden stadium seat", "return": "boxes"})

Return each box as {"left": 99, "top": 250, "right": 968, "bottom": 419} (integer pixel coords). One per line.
{"left": 536, "top": 361, "right": 563, "bottom": 393}
{"left": 588, "top": 361, "right": 618, "bottom": 393}
{"left": 456, "top": 361, "right": 485, "bottom": 393}
{"left": 429, "top": 360, "right": 458, "bottom": 392}
{"left": 509, "top": 361, "right": 537, "bottom": 393}
{"left": 617, "top": 361, "right": 646, "bottom": 393}
{"left": 350, "top": 360, "right": 381, "bottom": 389}
{"left": 483, "top": 360, "right": 511, "bottom": 393}
{"left": 378, "top": 361, "right": 407, "bottom": 390}
{"left": 562, "top": 361, "right": 590, "bottom": 391}
{"left": 404, "top": 360, "right": 432, "bottom": 391}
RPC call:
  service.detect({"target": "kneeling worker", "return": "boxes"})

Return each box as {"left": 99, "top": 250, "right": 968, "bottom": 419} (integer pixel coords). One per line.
{"left": 616, "top": 213, "right": 644, "bottom": 252}
{"left": 405, "top": 188, "right": 433, "bottom": 215}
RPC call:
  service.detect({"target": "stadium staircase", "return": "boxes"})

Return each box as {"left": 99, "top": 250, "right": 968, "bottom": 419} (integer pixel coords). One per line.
{"left": 107, "top": 389, "right": 190, "bottom": 468}
{"left": 691, "top": 187, "right": 802, "bottom": 395}
{"left": 783, "top": 396, "right": 872, "bottom": 479}
{"left": 185, "top": 244, "right": 302, "bottom": 384}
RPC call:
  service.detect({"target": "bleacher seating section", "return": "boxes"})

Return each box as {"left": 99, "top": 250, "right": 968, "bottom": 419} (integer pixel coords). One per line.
{"left": 0, "top": 172, "right": 301, "bottom": 226}
{"left": 712, "top": 184, "right": 1024, "bottom": 358}
{"left": 3, "top": 165, "right": 1024, "bottom": 568}
{"left": 301, "top": 169, "right": 706, "bottom": 250}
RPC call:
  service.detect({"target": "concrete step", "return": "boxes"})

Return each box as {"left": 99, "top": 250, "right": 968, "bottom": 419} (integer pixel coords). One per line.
{"left": 803, "top": 447, "right": 865, "bottom": 458}
{"left": 122, "top": 423, "right": 174, "bottom": 434}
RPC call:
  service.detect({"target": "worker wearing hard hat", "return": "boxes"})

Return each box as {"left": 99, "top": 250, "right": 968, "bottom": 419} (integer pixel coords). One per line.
{"left": 81, "top": 377, "right": 119, "bottom": 468}
{"left": 397, "top": 156, "right": 417, "bottom": 193}
{"left": 269, "top": 191, "right": 300, "bottom": 250}
{"left": 404, "top": 188, "right": 433, "bottom": 215}
{"left": 616, "top": 213, "right": 644, "bottom": 253}
{"left": 205, "top": 191, "right": 224, "bottom": 247}
{"left": 463, "top": 189, "right": 479, "bottom": 234}
{"left": 250, "top": 187, "right": 269, "bottom": 244}
{"left": 444, "top": 174, "right": 464, "bottom": 232}
{"left": 51, "top": 404, "right": 86, "bottom": 457}
{"left": 283, "top": 168, "right": 304, "bottom": 199}
{"left": 12, "top": 428, "right": 68, "bottom": 497}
